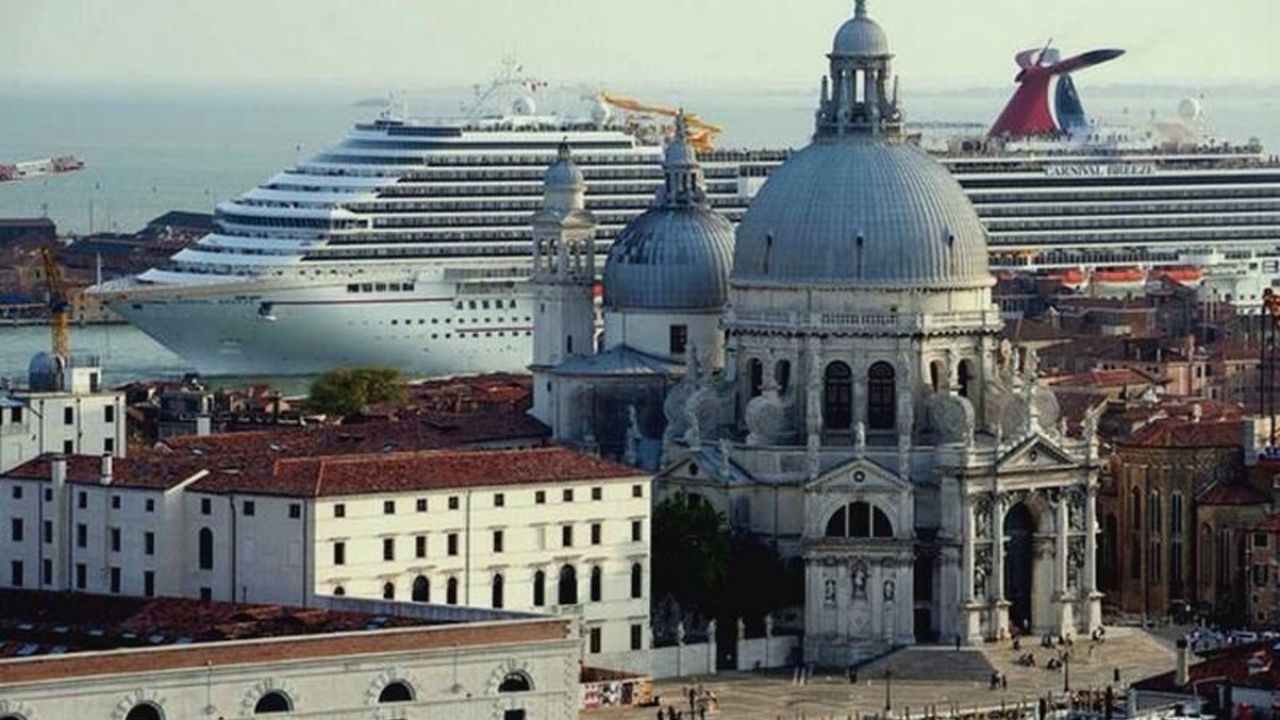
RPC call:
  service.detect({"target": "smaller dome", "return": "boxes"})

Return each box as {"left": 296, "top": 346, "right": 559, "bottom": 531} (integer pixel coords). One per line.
{"left": 543, "top": 140, "right": 584, "bottom": 188}
{"left": 28, "top": 351, "right": 64, "bottom": 391}
{"left": 604, "top": 209, "right": 734, "bottom": 310}
{"left": 832, "top": 1, "right": 889, "bottom": 57}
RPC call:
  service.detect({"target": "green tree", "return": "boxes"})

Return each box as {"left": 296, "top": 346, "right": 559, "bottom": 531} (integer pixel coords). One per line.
{"left": 308, "top": 367, "right": 407, "bottom": 417}
{"left": 651, "top": 493, "right": 730, "bottom": 615}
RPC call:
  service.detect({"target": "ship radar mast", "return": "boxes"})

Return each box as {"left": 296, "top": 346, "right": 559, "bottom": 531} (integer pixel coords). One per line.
{"left": 461, "top": 55, "right": 547, "bottom": 120}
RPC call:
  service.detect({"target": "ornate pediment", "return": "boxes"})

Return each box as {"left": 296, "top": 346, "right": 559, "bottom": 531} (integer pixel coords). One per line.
{"left": 996, "top": 433, "right": 1078, "bottom": 472}
{"left": 806, "top": 455, "right": 909, "bottom": 494}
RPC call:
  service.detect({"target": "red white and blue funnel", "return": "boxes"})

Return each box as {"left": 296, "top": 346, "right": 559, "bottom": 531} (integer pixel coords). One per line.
{"left": 988, "top": 46, "right": 1124, "bottom": 137}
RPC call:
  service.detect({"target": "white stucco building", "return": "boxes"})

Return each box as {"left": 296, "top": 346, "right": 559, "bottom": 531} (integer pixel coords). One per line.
{"left": 529, "top": 1, "right": 1105, "bottom": 666}
{"left": 0, "top": 590, "right": 580, "bottom": 720}
{"left": 1, "top": 352, "right": 126, "bottom": 473}
{"left": 0, "top": 445, "right": 651, "bottom": 665}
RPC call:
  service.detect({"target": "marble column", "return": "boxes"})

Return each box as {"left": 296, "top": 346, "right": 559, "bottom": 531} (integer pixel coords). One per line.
{"left": 1083, "top": 483, "right": 1104, "bottom": 632}
{"left": 991, "top": 493, "right": 1011, "bottom": 639}
{"left": 961, "top": 494, "right": 983, "bottom": 644}
{"left": 1054, "top": 492, "right": 1076, "bottom": 637}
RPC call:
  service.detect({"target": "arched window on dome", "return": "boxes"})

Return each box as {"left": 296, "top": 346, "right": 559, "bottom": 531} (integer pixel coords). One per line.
{"left": 749, "top": 359, "right": 764, "bottom": 398}
{"left": 958, "top": 360, "right": 972, "bottom": 398}
{"left": 867, "top": 362, "right": 896, "bottom": 431}
{"left": 823, "top": 362, "right": 852, "bottom": 430}
{"left": 774, "top": 360, "right": 791, "bottom": 395}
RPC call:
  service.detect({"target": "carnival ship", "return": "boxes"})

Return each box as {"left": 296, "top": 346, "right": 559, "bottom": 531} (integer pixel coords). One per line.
{"left": 93, "top": 50, "right": 1280, "bottom": 376}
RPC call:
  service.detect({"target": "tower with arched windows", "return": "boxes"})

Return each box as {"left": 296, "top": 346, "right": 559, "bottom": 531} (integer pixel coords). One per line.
{"left": 652, "top": 0, "right": 1102, "bottom": 665}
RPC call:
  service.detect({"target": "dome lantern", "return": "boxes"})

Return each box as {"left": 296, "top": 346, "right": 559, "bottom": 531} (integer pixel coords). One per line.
{"left": 819, "top": 0, "right": 902, "bottom": 138}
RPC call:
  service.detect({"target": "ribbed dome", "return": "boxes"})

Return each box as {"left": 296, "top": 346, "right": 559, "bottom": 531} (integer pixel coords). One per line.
{"left": 832, "top": 1, "right": 889, "bottom": 57}
{"left": 731, "top": 138, "right": 991, "bottom": 289}
{"left": 544, "top": 152, "right": 584, "bottom": 187}
{"left": 604, "top": 207, "right": 734, "bottom": 310}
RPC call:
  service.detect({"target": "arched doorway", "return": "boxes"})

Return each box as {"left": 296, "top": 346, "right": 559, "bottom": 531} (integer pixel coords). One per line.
{"left": 1003, "top": 503, "right": 1036, "bottom": 631}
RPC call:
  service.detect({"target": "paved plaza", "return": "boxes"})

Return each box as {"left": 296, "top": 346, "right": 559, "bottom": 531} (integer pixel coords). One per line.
{"left": 588, "top": 628, "right": 1177, "bottom": 720}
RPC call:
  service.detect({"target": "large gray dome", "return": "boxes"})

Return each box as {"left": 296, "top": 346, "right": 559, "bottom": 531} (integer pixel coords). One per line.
{"left": 731, "top": 138, "right": 991, "bottom": 289}
{"left": 832, "top": 2, "right": 889, "bottom": 56}
{"left": 604, "top": 207, "right": 734, "bottom": 310}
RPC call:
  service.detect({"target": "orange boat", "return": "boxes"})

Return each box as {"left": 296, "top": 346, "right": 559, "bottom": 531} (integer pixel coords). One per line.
{"left": 1092, "top": 267, "right": 1146, "bottom": 284}
{"left": 1153, "top": 266, "right": 1204, "bottom": 287}
{"left": 1047, "top": 268, "right": 1088, "bottom": 290}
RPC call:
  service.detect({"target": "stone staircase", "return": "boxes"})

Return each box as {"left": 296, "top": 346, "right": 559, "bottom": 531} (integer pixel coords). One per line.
{"left": 855, "top": 646, "right": 997, "bottom": 682}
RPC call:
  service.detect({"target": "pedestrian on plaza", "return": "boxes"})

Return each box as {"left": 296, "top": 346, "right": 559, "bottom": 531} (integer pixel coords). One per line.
{"left": 955, "top": 633, "right": 962, "bottom": 651}
{"left": 1002, "top": 673, "right": 1008, "bottom": 690}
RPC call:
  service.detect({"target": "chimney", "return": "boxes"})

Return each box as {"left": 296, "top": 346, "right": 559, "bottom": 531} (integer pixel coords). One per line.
{"left": 1176, "top": 638, "right": 1190, "bottom": 687}
{"left": 99, "top": 453, "right": 113, "bottom": 485}
{"left": 51, "top": 455, "right": 67, "bottom": 489}
{"left": 195, "top": 415, "right": 212, "bottom": 437}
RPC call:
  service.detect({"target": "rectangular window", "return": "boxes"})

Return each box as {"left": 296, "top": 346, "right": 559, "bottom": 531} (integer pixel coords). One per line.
{"left": 76, "top": 523, "right": 87, "bottom": 548}
{"left": 200, "top": 587, "right": 212, "bottom": 601}
{"left": 42, "top": 559, "right": 51, "bottom": 585}
{"left": 631, "top": 520, "right": 642, "bottom": 542}
{"left": 10, "top": 518, "right": 22, "bottom": 542}
{"left": 111, "top": 495, "right": 121, "bottom": 510}
{"left": 289, "top": 503, "right": 301, "bottom": 519}
{"left": 416, "top": 498, "right": 428, "bottom": 513}
{"left": 143, "top": 570, "right": 155, "bottom": 597}
{"left": 447, "top": 533, "right": 459, "bottom": 556}
{"left": 201, "top": 498, "right": 212, "bottom": 515}
{"left": 12, "top": 407, "right": 21, "bottom": 423}
{"left": 145, "top": 499, "right": 155, "bottom": 513}
{"left": 110, "top": 526, "right": 120, "bottom": 552}
{"left": 589, "top": 627, "right": 602, "bottom": 654}
{"left": 535, "top": 491, "right": 546, "bottom": 505}
{"left": 64, "top": 407, "right": 74, "bottom": 425}
{"left": 493, "top": 530, "right": 504, "bottom": 553}
{"left": 334, "top": 503, "right": 346, "bottom": 518}
{"left": 562, "top": 525, "right": 574, "bottom": 547}
{"left": 242, "top": 501, "right": 255, "bottom": 516}
{"left": 104, "top": 437, "right": 114, "bottom": 454}
{"left": 563, "top": 489, "right": 574, "bottom": 503}
{"left": 44, "top": 488, "right": 51, "bottom": 502}
{"left": 110, "top": 567, "right": 121, "bottom": 593}
{"left": 144, "top": 531, "right": 155, "bottom": 556}
{"left": 494, "top": 493, "right": 505, "bottom": 508}
{"left": 669, "top": 324, "right": 688, "bottom": 355}
{"left": 78, "top": 491, "right": 87, "bottom": 509}
{"left": 10, "top": 560, "right": 22, "bottom": 587}
{"left": 75, "top": 563, "right": 86, "bottom": 590}
{"left": 11, "top": 485, "right": 21, "bottom": 500}
{"left": 105, "top": 405, "right": 115, "bottom": 422}
{"left": 384, "top": 500, "right": 396, "bottom": 515}
{"left": 592, "top": 487, "right": 603, "bottom": 501}
{"left": 631, "top": 623, "right": 643, "bottom": 651}
{"left": 333, "top": 541, "right": 346, "bottom": 566}
{"left": 383, "top": 537, "right": 395, "bottom": 561}
{"left": 42, "top": 520, "right": 51, "bottom": 544}
{"left": 416, "top": 535, "right": 427, "bottom": 558}
{"left": 63, "top": 439, "right": 73, "bottom": 454}
{"left": 591, "top": 523, "right": 602, "bottom": 545}
{"left": 448, "top": 496, "right": 460, "bottom": 510}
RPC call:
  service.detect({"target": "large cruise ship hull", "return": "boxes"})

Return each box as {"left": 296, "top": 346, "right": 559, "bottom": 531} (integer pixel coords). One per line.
{"left": 104, "top": 276, "right": 535, "bottom": 376}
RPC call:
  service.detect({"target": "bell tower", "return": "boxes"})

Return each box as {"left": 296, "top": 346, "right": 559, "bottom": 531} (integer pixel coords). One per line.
{"left": 529, "top": 141, "right": 597, "bottom": 425}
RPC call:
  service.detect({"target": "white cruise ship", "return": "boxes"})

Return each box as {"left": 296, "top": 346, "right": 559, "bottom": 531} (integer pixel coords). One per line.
{"left": 92, "top": 88, "right": 785, "bottom": 376}
{"left": 95, "top": 51, "right": 1280, "bottom": 377}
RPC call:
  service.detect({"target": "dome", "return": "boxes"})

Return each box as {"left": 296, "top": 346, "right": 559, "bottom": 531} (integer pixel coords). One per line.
{"left": 604, "top": 207, "right": 734, "bottom": 310}
{"left": 832, "top": 1, "right": 889, "bottom": 57}
{"left": 664, "top": 132, "right": 698, "bottom": 166}
{"left": 731, "top": 138, "right": 991, "bottom": 289}
{"left": 543, "top": 141, "right": 584, "bottom": 188}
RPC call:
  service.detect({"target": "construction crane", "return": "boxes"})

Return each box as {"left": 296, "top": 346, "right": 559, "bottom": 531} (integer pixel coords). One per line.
{"left": 38, "top": 247, "right": 71, "bottom": 359}
{"left": 598, "top": 92, "right": 724, "bottom": 152}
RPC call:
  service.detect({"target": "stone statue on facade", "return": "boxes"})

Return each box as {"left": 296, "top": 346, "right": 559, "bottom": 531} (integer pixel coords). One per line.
{"left": 854, "top": 421, "right": 866, "bottom": 456}
{"left": 624, "top": 404, "right": 642, "bottom": 466}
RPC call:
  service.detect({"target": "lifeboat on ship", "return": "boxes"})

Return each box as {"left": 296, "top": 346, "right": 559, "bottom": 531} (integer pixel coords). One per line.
{"left": 1046, "top": 268, "right": 1088, "bottom": 291}
{"left": 1153, "top": 265, "right": 1204, "bottom": 288}
{"left": 1091, "top": 267, "right": 1147, "bottom": 296}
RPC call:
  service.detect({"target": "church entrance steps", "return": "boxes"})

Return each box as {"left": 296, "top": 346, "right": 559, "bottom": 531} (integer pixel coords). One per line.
{"left": 854, "top": 646, "right": 997, "bottom": 682}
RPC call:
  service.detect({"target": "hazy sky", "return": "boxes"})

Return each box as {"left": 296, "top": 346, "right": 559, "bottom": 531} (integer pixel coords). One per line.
{"left": 5, "top": 0, "right": 1278, "bottom": 93}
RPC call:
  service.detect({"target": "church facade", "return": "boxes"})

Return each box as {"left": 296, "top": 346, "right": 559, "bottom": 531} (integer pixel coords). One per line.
{"left": 530, "top": 1, "right": 1103, "bottom": 665}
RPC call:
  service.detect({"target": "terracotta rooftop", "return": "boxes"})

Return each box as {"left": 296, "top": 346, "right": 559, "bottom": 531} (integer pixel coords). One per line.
{"left": 1121, "top": 416, "right": 1245, "bottom": 449}
{"left": 1135, "top": 641, "right": 1280, "bottom": 695}
{"left": 1044, "top": 368, "right": 1164, "bottom": 389}
{"left": 1196, "top": 480, "right": 1270, "bottom": 506}
{"left": 3, "top": 454, "right": 207, "bottom": 490}
{"left": 0, "top": 590, "right": 566, "bottom": 684}
{"left": 187, "top": 446, "right": 644, "bottom": 498}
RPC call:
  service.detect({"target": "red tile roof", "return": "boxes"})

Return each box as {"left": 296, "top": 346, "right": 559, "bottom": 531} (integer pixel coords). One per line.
{"left": 188, "top": 446, "right": 643, "bottom": 498}
{"left": 1197, "top": 481, "right": 1269, "bottom": 506}
{"left": 4, "top": 454, "right": 206, "bottom": 490}
{"left": 1044, "top": 368, "right": 1164, "bottom": 388}
{"left": 1122, "top": 418, "right": 1244, "bottom": 449}
{"left": 1136, "top": 641, "right": 1280, "bottom": 694}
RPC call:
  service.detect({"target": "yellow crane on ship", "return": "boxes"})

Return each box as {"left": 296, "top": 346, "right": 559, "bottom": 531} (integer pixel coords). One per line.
{"left": 38, "top": 246, "right": 71, "bottom": 359}
{"left": 598, "top": 92, "right": 724, "bottom": 152}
